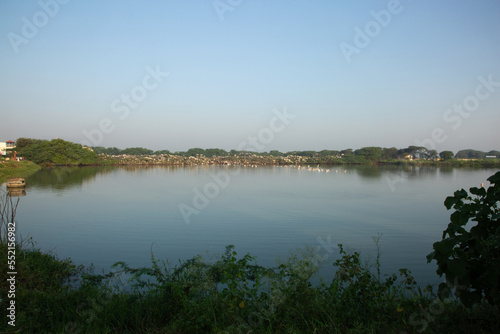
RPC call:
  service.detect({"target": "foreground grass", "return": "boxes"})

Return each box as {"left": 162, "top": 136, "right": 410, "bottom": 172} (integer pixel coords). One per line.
{"left": 0, "top": 160, "right": 41, "bottom": 184}
{"left": 1, "top": 243, "right": 499, "bottom": 334}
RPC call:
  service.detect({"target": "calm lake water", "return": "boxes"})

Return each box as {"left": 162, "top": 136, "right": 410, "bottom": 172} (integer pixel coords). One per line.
{"left": 7, "top": 165, "right": 499, "bottom": 287}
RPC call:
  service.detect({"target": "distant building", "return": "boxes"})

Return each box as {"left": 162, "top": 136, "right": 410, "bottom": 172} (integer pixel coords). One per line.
{"left": 0, "top": 140, "right": 16, "bottom": 156}
{"left": 403, "top": 154, "right": 414, "bottom": 160}
{"left": 485, "top": 155, "right": 497, "bottom": 159}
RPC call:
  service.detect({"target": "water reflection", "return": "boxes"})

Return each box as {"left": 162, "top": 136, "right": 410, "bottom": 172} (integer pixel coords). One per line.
{"left": 24, "top": 165, "right": 490, "bottom": 194}
{"left": 26, "top": 166, "right": 112, "bottom": 191}
{"left": 8, "top": 188, "right": 26, "bottom": 197}
{"left": 14, "top": 165, "right": 499, "bottom": 288}
{"left": 354, "top": 165, "right": 385, "bottom": 179}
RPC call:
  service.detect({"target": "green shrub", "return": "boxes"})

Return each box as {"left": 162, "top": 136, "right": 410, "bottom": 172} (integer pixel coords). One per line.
{"left": 427, "top": 171, "right": 500, "bottom": 307}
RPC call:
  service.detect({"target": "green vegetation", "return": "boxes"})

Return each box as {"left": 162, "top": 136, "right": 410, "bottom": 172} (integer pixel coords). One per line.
{"left": 8, "top": 137, "right": 500, "bottom": 167}
{"left": 1, "top": 172, "right": 500, "bottom": 333}
{"left": 456, "top": 149, "right": 500, "bottom": 159}
{"left": 16, "top": 138, "right": 99, "bottom": 165}
{"left": 0, "top": 160, "right": 41, "bottom": 184}
{"left": 92, "top": 144, "right": 500, "bottom": 166}
{"left": 427, "top": 171, "right": 500, "bottom": 307}
{"left": 1, "top": 240, "right": 499, "bottom": 333}
{"left": 439, "top": 150, "right": 455, "bottom": 160}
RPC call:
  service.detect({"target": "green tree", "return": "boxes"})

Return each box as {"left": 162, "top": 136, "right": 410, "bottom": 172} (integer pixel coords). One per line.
{"left": 427, "top": 149, "right": 438, "bottom": 159}
{"left": 18, "top": 138, "right": 98, "bottom": 165}
{"left": 185, "top": 148, "right": 205, "bottom": 157}
{"left": 439, "top": 151, "right": 455, "bottom": 160}
{"left": 269, "top": 150, "right": 284, "bottom": 157}
{"left": 318, "top": 150, "right": 339, "bottom": 157}
{"left": 15, "top": 137, "right": 34, "bottom": 150}
{"left": 93, "top": 146, "right": 122, "bottom": 155}
{"left": 427, "top": 171, "right": 500, "bottom": 307}
{"left": 354, "top": 147, "right": 383, "bottom": 161}
{"left": 205, "top": 148, "right": 228, "bottom": 157}
{"left": 382, "top": 147, "right": 398, "bottom": 160}
{"left": 296, "top": 151, "right": 316, "bottom": 157}
{"left": 456, "top": 149, "right": 486, "bottom": 159}
{"left": 486, "top": 150, "right": 500, "bottom": 158}
{"left": 154, "top": 150, "right": 171, "bottom": 155}
{"left": 121, "top": 147, "right": 154, "bottom": 155}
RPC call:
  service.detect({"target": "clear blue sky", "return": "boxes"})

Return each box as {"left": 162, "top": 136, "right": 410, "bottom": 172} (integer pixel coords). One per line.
{"left": 1, "top": 0, "right": 499, "bottom": 152}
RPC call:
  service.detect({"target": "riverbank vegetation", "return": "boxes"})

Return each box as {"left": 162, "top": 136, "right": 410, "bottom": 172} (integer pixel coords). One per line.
{"left": 15, "top": 138, "right": 99, "bottom": 165}
{"left": 0, "top": 161, "right": 41, "bottom": 184}
{"left": 1, "top": 172, "right": 499, "bottom": 333}
{"left": 13, "top": 137, "right": 500, "bottom": 167}
{"left": 2, "top": 242, "right": 499, "bottom": 333}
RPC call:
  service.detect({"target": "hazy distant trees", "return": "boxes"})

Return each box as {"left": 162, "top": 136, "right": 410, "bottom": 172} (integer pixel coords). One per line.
{"left": 121, "top": 147, "right": 154, "bottom": 155}
{"left": 93, "top": 147, "right": 154, "bottom": 156}
{"left": 455, "top": 150, "right": 499, "bottom": 159}
{"left": 318, "top": 150, "right": 340, "bottom": 157}
{"left": 181, "top": 148, "right": 228, "bottom": 157}
{"left": 269, "top": 150, "right": 284, "bottom": 157}
{"left": 456, "top": 149, "right": 489, "bottom": 159}
{"left": 382, "top": 147, "right": 398, "bottom": 160}
{"left": 17, "top": 138, "right": 496, "bottom": 164}
{"left": 354, "top": 147, "right": 383, "bottom": 161}
{"left": 154, "top": 150, "right": 171, "bottom": 155}
{"left": 93, "top": 146, "right": 121, "bottom": 155}
{"left": 439, "top": 151, "right": 455, "bottom": 160}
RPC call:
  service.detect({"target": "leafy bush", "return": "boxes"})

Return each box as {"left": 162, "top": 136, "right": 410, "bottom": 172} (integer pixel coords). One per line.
{"left": 17, "top": 138, "right": 98, "bottom": 165}
{"left": 427, "top": 171, "right": 500, "bottom": 307}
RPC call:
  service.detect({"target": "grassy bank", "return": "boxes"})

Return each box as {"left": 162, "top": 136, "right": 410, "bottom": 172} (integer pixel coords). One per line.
{"left": 1, "top": 242, "right": 499, "bottom": 333}
{"left": 0, "top": 160, "right": 41, "bottom": 184}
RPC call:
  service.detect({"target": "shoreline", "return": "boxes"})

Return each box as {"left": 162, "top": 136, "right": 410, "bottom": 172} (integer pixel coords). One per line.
{"left": 0, "top": 161, "right": 41, "bottom": 184}
{"left": 3, "top": 156, "right": 500, "bottom": 172}
{"left": 70, "top": 157, "right": 500, "bottom": 168}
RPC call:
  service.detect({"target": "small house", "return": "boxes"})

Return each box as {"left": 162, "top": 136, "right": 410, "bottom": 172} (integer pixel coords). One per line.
{"left": 0, "top": 140, "right": 16, "bottom": 156}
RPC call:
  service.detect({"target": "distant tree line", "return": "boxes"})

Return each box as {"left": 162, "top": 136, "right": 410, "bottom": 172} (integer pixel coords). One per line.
{"left": 91, "top": 145, "right": 499, "bottom": 161}
{"left": 13, "top": 138, "right": 499, "bottom": 165}
{"left": 92, "top": 146, "right": 500, "bottom": 161}
{"left": 92, "top": 147, "right": 158, "bottom": 156}
{"left": 455, "top": 149, "right": 500, "bottom": 159}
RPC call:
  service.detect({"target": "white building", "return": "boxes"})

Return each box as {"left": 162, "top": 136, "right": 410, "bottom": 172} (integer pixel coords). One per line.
{"left": 0, "top": 140, "right": 16, "bottom": 156}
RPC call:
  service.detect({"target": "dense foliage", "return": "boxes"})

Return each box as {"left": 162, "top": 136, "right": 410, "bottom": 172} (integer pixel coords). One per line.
{"left": 427, "top": 171, "right": 500, "bottom": 307}
{"left": 1, "top": 241, "right": 499, "bottom": 333}
{"left": 91, "top": 145, "right": 500, "bottom": 162}
{"left": 439, "top": 150, "right": 455, "bottom": 160}
{"left": 456, "top": 149, "right": 500, "bottom": 159}
{"left": 16, "top": 138, "right": 98, "bottom": 165}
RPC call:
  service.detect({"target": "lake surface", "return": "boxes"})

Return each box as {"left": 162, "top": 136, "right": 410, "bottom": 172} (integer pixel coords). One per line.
{"left": 7, "top": 165, "right": 499, "bottom": 287}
